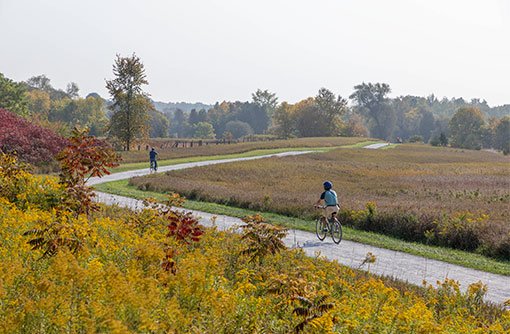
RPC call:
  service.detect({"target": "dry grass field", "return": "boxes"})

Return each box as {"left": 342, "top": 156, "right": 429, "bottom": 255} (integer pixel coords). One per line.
{"left": 119, "top": 137, "right": 369, "bottom": 163}
{"left": 130, "top": 144, "right": 510, "bottom": 259}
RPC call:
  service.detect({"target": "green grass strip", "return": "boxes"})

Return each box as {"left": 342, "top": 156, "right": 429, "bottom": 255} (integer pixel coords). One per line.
{"left": 94, "top": 179, "right": 510, "bottom": 276}
{"left": 339, "top": 140, "right": 380, "bottom": 148}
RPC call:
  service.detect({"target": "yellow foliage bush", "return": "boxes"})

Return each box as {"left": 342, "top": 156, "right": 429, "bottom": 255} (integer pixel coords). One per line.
{"left": 0, "top": 155, "right": 509, "bottom": 333}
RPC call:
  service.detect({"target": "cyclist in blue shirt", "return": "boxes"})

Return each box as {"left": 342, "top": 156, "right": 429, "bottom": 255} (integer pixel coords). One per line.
{"left": 315, "top": 181, "right": 339, "bottom": 220}
{"left": 149, "top": 147, "right": 158, "bottom": 171}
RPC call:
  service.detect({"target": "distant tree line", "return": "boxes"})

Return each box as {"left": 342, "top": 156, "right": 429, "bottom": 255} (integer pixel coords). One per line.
{"left": 0, "top": 72, "right": 108, "bottom": 137}
{"left": 168, "top": 89, "right": 277, "bottom": 140}
{"left": 153, "top": 101, "right": 212, "bottom": 114}
{"left": 345, "top": 82, "right": 509, "bottom": 153}
{"left": 157, "top": 82, "right": 508, "bottom": 153}
{"left": 1, "top": 60, "right": 509, "bottom": 153}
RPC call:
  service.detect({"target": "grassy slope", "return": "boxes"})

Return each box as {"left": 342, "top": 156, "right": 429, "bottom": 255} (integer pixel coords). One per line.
{"left": 94, "top": 179, "right": 510, "bottom": 276}
{"left": 111, "top": 140, "right": 378, "bottom": 173}
{"left": 127, "top": 144, "right": 510, "bottom": 225}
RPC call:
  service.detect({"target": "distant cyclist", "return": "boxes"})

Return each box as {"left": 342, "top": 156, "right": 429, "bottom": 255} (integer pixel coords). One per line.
{"left": 149, "top": 147, "right": 158, "bottom": 172}
{"left": 315, "top": 181, "right": 339, "bottom": 220}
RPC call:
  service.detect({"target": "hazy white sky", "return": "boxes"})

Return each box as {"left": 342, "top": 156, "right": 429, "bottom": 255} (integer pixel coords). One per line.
{"left": 1, "top": 0, "right": 509, "bottom": 106}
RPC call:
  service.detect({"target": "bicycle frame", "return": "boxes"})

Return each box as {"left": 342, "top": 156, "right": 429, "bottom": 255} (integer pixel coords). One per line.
{"left": 315, "top": 206, "right": 342, "bottom": 244}
{"left": 149, "top": 160, "right": 157, "bottom": 173}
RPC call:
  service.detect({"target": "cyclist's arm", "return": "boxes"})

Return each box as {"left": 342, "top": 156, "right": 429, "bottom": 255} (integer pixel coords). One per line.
{"left": 316, "top": 192, "right": 326, "bottom": 207}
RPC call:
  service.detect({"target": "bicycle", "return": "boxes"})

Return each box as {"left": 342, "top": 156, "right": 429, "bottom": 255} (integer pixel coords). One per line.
{"left": 149, "top": 160, "right": 158, "bottom": 173}
{"left": 315, "top": 207, "right": 343, "bottom": 244}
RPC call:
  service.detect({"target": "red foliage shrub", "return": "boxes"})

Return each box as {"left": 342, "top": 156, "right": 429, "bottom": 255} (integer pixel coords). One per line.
{"left": 162, "top": 210, "right": 204, "bottom": 274}
{"left": 0, "top": 108, "right": 68, "bottom": 165}
{"left": 57, "top": 127, "right": 120, "bottom": 215}
{"left": 166, "top": 212, "right": 204, "bottom": 245}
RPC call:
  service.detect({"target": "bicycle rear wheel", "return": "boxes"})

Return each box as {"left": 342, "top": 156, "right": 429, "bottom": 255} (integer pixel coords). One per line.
{"left": 330, "top": 218, "right": 343, "bottom": 244}
{"left": 316, "top": 218, "right": 327, "bottom": 241}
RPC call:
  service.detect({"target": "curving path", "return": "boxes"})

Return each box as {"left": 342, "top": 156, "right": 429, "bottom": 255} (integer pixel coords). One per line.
{"left": 363, "top": 142, "right": 391, "bottom": 149}
{"left": 90, "top": 148, "right": 510, "bottom": 305}
{"left": 88, "top": 151, "right": 313, "bottom": 186}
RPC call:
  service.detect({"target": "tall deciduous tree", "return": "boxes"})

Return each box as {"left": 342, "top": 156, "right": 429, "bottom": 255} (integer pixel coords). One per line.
{"left": 494, "top": 117, "right": 510, "bottom": 154}
{"left": 26, "top": 90, "right": 51, "bottom": 116}
{"left": 106, "top": 54, "right": 153, "bottom": 150}
{"left": 349, "top": 82, "right": 394, "bottom": 140}
{"left": 0, "top": 72, "right": 29, "bottom": 116}
{"left": 192, "top": 122, "right": 215, "bottom": 139}
{"left": 344, "top": 114, "right": 368, "bottom": 137}
{"left": 225, "top": 120, "right": 253, "bottom": 139}
{"left": 293, "top": 98, "right": 328, "bottom": 137}
{"left": 66, "top": 82, "right": 80, "bottom": 99}
{"left": 26, "top": 75, "right": 52, "bottom": 91}
{"left": 271, "top": 102, "right": 295, "bottom": 138}
{"left": 236, "top": 102, "right": 269, "bottom": 134}
{"left": 170, "top": 109, "right": 189, "bottom": 138}
{"left": 188, "top": 109, "right": 200, "bottom": 125}
{"left": 418, "top": 109, "right": 435, "bottom": 142}
{"left": 449, "top": 107, "right": 485, "bottom": 149}
{"left": 315, "top": 87, "right": 348, "bottom": 136}
{"left": 197, "top": 109, "right": 208, "bottom": 123}
{"left": 149, "top": 109, "right": 170, "bottom": 138}
{"left": 252, "top": 89, "right": 278, "bottom": 129}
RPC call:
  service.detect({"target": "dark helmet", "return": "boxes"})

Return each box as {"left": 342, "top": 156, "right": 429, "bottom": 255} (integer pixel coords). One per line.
{"left": 323, "top": 181, "right": 333, "bottom": 190}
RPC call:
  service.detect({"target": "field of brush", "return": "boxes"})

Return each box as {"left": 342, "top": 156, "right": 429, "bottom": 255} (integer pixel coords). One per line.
{"left": 130, "top": 144, "right": 510, "bottom": 260}
{"left": 118, "top": 137, "right": 370, "bottom": 163}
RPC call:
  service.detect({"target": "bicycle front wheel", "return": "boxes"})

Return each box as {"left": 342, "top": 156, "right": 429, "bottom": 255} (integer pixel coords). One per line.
{"left": 330, "top": 218, "right": 343, "bottom": 244}
{"left": 316, "top": 218, "right": 327, "bottom": 241}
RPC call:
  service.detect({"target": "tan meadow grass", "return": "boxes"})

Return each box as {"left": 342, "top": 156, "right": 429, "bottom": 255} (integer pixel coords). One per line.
{"left": 130, "top": 144, "right": 510, "bottom": 257}
{"left": 131, "top": 144, "right": 509, "bottom": 222}
{"left": 119, "top": 137, "right": 367, "bottom": 163}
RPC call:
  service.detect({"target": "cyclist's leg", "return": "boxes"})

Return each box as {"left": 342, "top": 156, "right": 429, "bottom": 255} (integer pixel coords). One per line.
{"left": 322, "top": 208, "right": 329, "bottom": 222}
{"left": 320, "top": 208, "right": 328, "bottom": 231}
{"left": 329, "top": 205, "right": 340, "bottom": 220}
{"left": 154, "top": 159, "right": 158, "bottom": 171}
{"left": 325, "top": 206, "right": 334, "bottom": 222}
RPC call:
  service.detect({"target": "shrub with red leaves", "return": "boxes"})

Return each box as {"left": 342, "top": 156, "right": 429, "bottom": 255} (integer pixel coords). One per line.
{"left": 162, "top": 210, "right": 204, "bottom": 274}
{"left": 166, "top": 211, "right": 204, "bottom": 245}
{"left": 0, "top": 108, "right": 68, "bottom": 165}
{"left": 57, "top": 127, "right": 120, "bottom": 215}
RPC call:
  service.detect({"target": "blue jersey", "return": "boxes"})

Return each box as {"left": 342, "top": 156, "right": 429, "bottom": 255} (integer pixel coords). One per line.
{"left": 320, "top": 190, "right": 338, "bottom": 206}
{"left": 149, "top": 150, "right": 157, "bottom": 161}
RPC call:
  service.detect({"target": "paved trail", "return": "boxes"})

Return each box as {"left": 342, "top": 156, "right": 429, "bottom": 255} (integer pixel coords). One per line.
{"left": 363, "top": 143, "right": 391, "bottom": 149}
{"left": 90, "top": 148, "right": 510, "bottom": 305}
{"left": 88, "top": 151, "right": 313, "bottom": 186}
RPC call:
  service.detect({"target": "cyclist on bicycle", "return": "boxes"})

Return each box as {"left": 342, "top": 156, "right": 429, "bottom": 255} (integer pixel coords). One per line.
{"left": 149, "top": 147, "right": 158, "bottom": 171}
{"left": 315, "top": 181, "right": 339, "bottom": 220}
